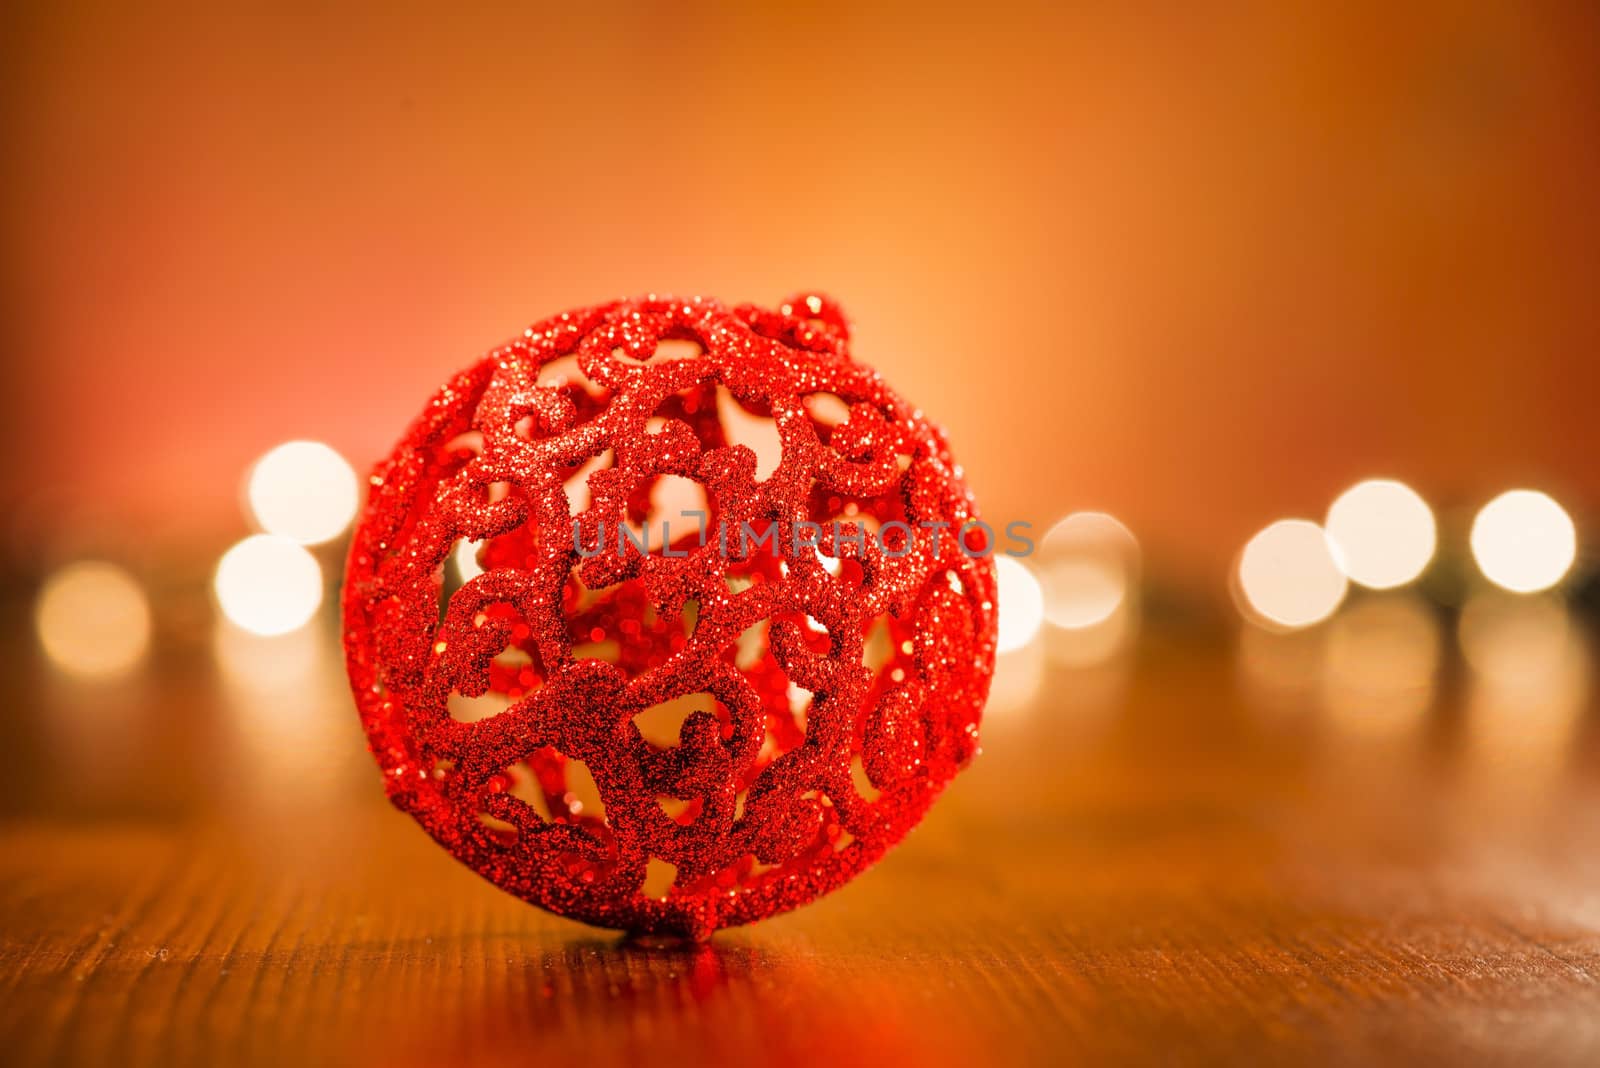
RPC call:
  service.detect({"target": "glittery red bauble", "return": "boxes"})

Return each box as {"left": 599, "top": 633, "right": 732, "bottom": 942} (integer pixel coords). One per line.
{"left": 343, "top": 294, "right": 996, "bottom": 938}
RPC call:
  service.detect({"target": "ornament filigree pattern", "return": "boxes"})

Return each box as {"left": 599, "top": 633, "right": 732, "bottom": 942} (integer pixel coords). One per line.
{"left": 343, "top": 294, "right": 996, "bottom": 937}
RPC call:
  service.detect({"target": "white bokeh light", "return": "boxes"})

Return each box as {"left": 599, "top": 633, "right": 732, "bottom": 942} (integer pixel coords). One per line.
{"left": 1236, "top": 519, "right": 1348, "bottom": 630}
{"left": 246, "top": 440, "right": 360, "bottom": 545}
{"left": 1470, "top": 490, "right": 1577, "bottom": 593}
{"left": 1324, "top": 479, "right": 1436, "bottom": 589}
{"left": 1037, "top": 512, "right": 1138, "bottom": 630}
{"left": 1320, "top": 595, "right": 1440, "bottom": 736}
{"left": 35, "top": 561, "right": 152, "bottom": 677}
{"left": 214, "top": 534, "right": 324, "bottom": 635}
{"left": 994, "top": 556, "right": 1045, "bottom": 654}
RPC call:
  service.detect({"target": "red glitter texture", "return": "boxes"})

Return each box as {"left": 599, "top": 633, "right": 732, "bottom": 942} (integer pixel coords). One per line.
{"left": 343, "top": 294, "right": 997, "bottom": 938}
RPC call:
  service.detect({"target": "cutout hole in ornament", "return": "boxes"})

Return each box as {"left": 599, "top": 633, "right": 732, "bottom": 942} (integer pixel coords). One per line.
{"left": 863, "top": 619, "right": 894, "bottom": 671}
{"left": 732, "top": 619, "right": 767, "bottom": 670}
{"left": 572, "top": 637, "right": 621, "bottom": 664}
{"left": 715, "top": 386, "right": 782, "bottom": 481}
{"left": 537, "top": 351, "right": 611, "bottom": 398}
{"left": 787, "top": 682, "right": 812, "bottom": 722}
{"left": 634, "top": 691, "right": 723, "bottom": 748}
{"left": 643, "top": 383, "right": 723, "bottom": 453}
{"left": 565, "top": 565, "right": 622, "bottom": 615}
{"left": 477, "top": 811, "right": 518, "bottom": 844}
{"left": 642, "top": 474, "right": 709, "bottom": 550}
{"left": 802, "top": 391, "right": 851, "bottom": 430}
{"left": 442, "top": 429, "right": 485, "bottom": 458}
{"left": 548, "top": 752, "right": 605, "bottom": 822}
{"left": 652, "top": 337, "right": 704, "bottom": 362}
{"left": 449, "top": 690, "right": 512, "bottom": 723}
{"left": 561, "top": 449, "right": 614, "bottom": 515}
{"left": 449, "top": 538, "right": 485, "bottom": 586}
{"left": 656, "top": 795, "right": 700, "bottom": 823}
{"left": 494, "top": 645, "right": 532, "bottom": 670}
{"left": 536, "top": 354, "right": 583, "bottom": 389}
{"left": 721, "top": 633, "right": 807, "bottom": 779}
{"left": 642, "top": 857, "right": 679, "bottom": 898}
{"left": 439, "top": 543, "right": 474, "bottom": 616}
{"left": 507, "top": 761, "right": 556, "bottom": 823}
{"left": 851, "top": 755, "right": 883, "bottom": 802}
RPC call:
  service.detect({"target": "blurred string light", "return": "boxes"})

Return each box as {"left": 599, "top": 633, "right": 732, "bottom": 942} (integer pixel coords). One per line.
{"left": 246, "top": 440, "right": 359, "bottom": 545}
{"left": 35, "top": 561, "right": 151, "bottom": 677}
{"left": 214, "top": 534, "right": 323, "bottom": 636}
{"left": 994, "top": 556, "right": 1044, "bottom": 654}
{"left": 1324, "top": 479, "right": 1436, "bottom": 589}
{"left": 1470, "top": 489, "right": 1577, "bottom": 593}
{"left": 1236, "top": 519, "right": 1348, "bottom": 630}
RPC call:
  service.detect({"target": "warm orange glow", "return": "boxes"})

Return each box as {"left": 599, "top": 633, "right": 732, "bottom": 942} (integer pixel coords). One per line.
{"left": 9, "top": 6, "right": 1598, "bottom": 590}
{"left": 35, "top": 562, "right": 152, "bottom": 678}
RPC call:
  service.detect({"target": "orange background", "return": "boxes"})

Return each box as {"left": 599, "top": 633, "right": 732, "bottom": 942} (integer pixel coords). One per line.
{"left": 4, "top": 2, "right": 1597, "bottom": 590}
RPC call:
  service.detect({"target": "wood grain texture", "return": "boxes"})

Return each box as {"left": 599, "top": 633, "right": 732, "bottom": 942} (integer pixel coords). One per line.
{"left": 3, "top": 610, "right": 1599, "bottom": 1067}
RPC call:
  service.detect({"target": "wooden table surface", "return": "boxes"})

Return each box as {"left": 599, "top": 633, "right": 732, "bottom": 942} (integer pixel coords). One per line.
{"left": 4, "top": 596, "right": 1600, "bottom": 1067}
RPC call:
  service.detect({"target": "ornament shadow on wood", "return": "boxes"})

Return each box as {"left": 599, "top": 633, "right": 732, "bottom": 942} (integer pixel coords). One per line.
{"left": 342, "top": 294, "right": 997, "bottom": 938}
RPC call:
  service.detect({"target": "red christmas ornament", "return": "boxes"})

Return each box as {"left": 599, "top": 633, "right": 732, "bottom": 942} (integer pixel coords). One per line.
{"left": 343, "top": 294, "right": 997, "bottom": 938}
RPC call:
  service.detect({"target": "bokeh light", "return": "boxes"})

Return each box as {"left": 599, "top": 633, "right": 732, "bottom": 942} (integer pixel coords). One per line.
{"left": 1469, "top": 490, "right": 1577, "bottom": 593}
{"left": 213, "top": 617, "right": 325, "bottom": 694}
{"left": 1324, "top": 479, "right": 1436, "bottom": 589}
{"left": 1319, "top": 595, "right": 1440, "bottom": 737}
{"left": 35, "top": 561, "right": 152, "bottom": 677}
{"left": 1237, "top": 624, "right": 1322, "bottom": 709}
{"left": 1458, "top": 592, "right": 1587, "bottom": 700}
{"left": 994, "top": 556, "right": 1045, "bottom": 654}
{"left": 1236, "top": 519, "right": 1348, "bottom": 629}
{"left": 214, "top": 534, "right": 324, "bottom": 635}
{"left": 1458, "top": 592, "right": 1590, "bottom": 777}
{"left": 1036, "top": 512, "right": 1138, "bottom": 629}
{"left": 246, "top": 440, "right": 359, "bottom": 545}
